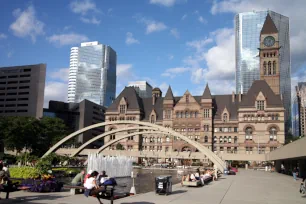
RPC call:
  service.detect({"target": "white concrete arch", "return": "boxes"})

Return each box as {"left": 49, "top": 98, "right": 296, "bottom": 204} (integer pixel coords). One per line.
{"left": 97, "top": 131, "right": 167, "bottom": 154}
{"left": 70, "top": 127, "right": 160, "bottom": 157}
{"left": 43, "top": 121, "right": 226, "bottom": 171}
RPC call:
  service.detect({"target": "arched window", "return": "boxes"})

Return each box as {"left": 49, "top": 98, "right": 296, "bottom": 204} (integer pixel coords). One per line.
{"left": 263, "top": 53, "right": 266, "bottom": 57}
{"left": 224, "top": 136, "right": 228, "bottom": 143}
{"left": 274, "top": 52, "right": 276, "bottom": 57}
{"left": 150, "top": 115, "right": 155, "bottom": 123}
{"left": 190, "top": 112, "right": 194, "bottom": 118}
{"left": 273, "top": 61, "right": 276, "bottom": 75}
{"left": 263, "top": 61, "right": 267, "bottom": 75}
{"left": 144, "top": 137, "right": 147, "bottom": 143}
{"left": 234, "top": 136, "right": 237, "bottom": 144}
{"left": 176, "top": 112, "right": 179, "bottom": 118}
{"left": 185, "top": 111, "right": 189, "bottom": 118}
{"left": 195, "top": 112, "right": 198, "bottom": 118}
{"left": 166, "top": 136, "right": 170, "bottom": 142}
{"left": 219, "top": 136, "right": 223, "bottom": 143}
{"left": 268, "top": 61, "right": 272, "bottom": 75}
{"left": 269, "top": 127, "right": 277, "bottom": 141}
{"left": 213, "top": 136, "right": 217, "bottom": 143}
{"left": 180, "top": 112, "right": 183, "bottom": 118}
{"left": 270, "top": 53, "right": 273, "bottom": 57}
{"left": 228, "top": 136, "right": 232, "bottom": 143}
{"left": 223, "top": 113, "right": 228, "bottom": 122}
{"left": 275, "top": 114, "right": 279, "bottom": 120}
{"left": 204, "top": 136, "right": 208, "bottom": 143}
{"left": 245, "top": 127, "right": 253, "bottom": 140}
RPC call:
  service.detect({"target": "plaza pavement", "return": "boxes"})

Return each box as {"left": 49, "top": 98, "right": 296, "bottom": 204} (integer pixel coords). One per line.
{"left": 1, "top": 169, "right": 305, "bottom": 204}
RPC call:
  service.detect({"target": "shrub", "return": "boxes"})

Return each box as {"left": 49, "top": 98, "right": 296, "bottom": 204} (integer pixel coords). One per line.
{"left": 52, "top": 167, "right": 81, "bottom": 175}
{"left": 10, "top": 167, "right": 40, "bottom": 179}
{"left": 35, "top": 159, "right": 52, "bottom": 175}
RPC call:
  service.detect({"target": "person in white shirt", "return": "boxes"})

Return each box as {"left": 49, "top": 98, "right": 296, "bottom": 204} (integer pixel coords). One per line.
{"left": 84, "top": 171, "right": 105, "bottom": 196}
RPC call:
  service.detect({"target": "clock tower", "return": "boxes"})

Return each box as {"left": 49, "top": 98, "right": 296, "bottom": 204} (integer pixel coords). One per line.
{"left": 259, "top": 14, "right": 280, "bottom": 95}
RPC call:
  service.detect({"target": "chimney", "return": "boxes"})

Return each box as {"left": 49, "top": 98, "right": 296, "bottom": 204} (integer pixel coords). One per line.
{"left": 152, "top": 94, "right": 156, "bottom": 105}
{"left": 232, "top": 91, "right": 235, "bottom": 103}
{"left": 239, "top": 91, "right": 242, "bottom": 102}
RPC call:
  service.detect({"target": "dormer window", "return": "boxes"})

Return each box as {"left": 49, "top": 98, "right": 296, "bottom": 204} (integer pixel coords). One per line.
{"left": 150, "top": 115, "right": 155, "bottom": 123}
{"left": 120, "top": 105, "right": 126, "bottom": 113}
{"left": 256, "top": 100, "right": 264, "bottom": 110}
{"left": 223, "top": 113, "right": 228, "bottom": 122}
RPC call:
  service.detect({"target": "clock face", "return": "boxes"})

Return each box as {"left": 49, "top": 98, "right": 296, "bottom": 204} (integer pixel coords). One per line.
{"left": 264, "top": 36, "right": 275, "bottom": 47}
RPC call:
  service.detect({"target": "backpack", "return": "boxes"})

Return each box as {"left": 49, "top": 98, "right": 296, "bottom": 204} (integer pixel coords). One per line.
{"left": 103, "top": 178, "right": 117, "bottom": 186}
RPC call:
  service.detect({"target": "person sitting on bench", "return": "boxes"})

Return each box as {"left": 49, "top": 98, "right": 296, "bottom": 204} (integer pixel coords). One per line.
{"left": 0, "top": 163, "right": 9, "bottom": 200}
{"left": 71, "top": 169, "right": 85, "bottom": 186}
{"left": 84, "top": 171, "right": 105, "bottom": 197}
{"left": 98, "top": 171, "right": 108, "bottom": 186}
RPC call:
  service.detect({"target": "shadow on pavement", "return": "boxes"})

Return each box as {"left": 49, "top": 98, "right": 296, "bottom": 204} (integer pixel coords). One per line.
{"left": 0, "top": 194, "right": 69, "bottom": 204}
{"left": 121, "top": 202, "right": 155, "bottom": 204}
{"left": 170, "top": 190, "right": 187, "bottom": 195}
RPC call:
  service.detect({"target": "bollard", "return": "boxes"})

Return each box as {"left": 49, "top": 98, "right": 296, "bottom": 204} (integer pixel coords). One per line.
{"left": 130, "top": 171, "right": 137, "bottom": 195}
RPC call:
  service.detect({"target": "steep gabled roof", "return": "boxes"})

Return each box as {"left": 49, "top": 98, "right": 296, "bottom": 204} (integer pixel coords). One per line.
{"left": 164, "top": 86, "right": 174, "bottom": 100}
{"left": 240, "top": 80, "right": 283, "bottom": 108}
{"left": 107, "top": 87, "right": 143, "bottom": 112}
{"left": 202, "top": 84, "right": 212, "bottom": 99}
{"left": 261, "top": 13, "right": 278, "bottom": 35}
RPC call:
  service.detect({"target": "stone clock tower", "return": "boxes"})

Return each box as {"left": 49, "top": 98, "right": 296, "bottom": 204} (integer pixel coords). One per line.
{"left": 259, "top": 14, "right": 281, "bottom": 95}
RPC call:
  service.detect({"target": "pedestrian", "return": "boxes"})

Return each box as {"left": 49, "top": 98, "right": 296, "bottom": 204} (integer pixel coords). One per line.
{"left": 71, "top": 169, "right": 85, "bottom": 186}
{"left": 2, "top": 163, "right": 10, "bottom": 178}
{"left": 293, "top": 167, "right": 298, "bottom": 181}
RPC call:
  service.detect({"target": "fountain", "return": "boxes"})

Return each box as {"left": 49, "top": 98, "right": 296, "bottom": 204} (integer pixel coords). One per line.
{"left": 87, "top": 154, "right": 134, "bottom": 177}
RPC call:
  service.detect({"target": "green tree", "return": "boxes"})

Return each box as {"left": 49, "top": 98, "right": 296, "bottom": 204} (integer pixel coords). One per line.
{"left": 116, "top": 143, "right": 125, "bottom": 150}
{"left": 31, "top": 117, "right": 68, "bottom": 156}
{"left": 2, "top": 117, "right": 40, "bottom": 153}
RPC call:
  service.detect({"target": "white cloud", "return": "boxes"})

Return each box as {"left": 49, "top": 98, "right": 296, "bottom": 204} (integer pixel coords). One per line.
{"left": 47, "top": 33, "right": 89, "bottom": 46}
{"left": 159, "top": 82, "right": 169, "bottom": 95}
{"left": 80, "top": 16, "right": 100, "bottom": 25}
{"left": 149, "top": 0, "right": 186, "bottom": 7}
{"left": 210, "top": 0, "right": 306, "bottom": 73}
{"left": 162, "top": 67, "right": 190, "bottom": 78}
{"left": 198, "top": 16, "right": 207, "bottom": 24}
{"left": 126, "top": 32, "right": 139, "bottom": 45}
{"left": 70, "top": 0, "right": 99, "bottom": 15}
{"left": 184, "top": 28, "right": 235, "bottom": 85}
{"left": 136, "top": 16, "right": 167, "bottom": 34}
{"left": 168, "top": 55, "right": 174, "bottom": 60}
{"left": 0, "top": 33, "right": 7, "bottom": 39}
{"left": 50, "top": 68, "right": 69, "bottom": 82}
{"left": 186, "top": 38, "right": 213, "bottom": 52}
{"left": 44, "top": 82, "right": 68, "bottom": 108}
{"left": 9, "top": 5, "right": 44, "bottom": 43}
{"left": 170, "top": 28, "right": 180, "bottom": 39}
{"left": 182, "top": 14, "right": 187, "bottom": 20}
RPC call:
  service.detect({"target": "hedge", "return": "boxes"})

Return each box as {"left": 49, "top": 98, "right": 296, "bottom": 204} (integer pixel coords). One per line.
{"left": 10, "top": 167, "right": 40, "bottom": 179}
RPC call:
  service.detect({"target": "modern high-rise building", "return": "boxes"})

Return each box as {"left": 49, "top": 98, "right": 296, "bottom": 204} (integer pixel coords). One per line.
{"left": 0, "top": 64, "right": 46, "bottom": 118}
{"left": 235, "top": 10, "right": 291, "bottom": 132}
{"left": 295, "top": 82, "right": 306, "bottom": 136}
{"left": 44, "top": 99, "right": 106, "bottom": 145}
{"left": 67, "top": 41, "right": 117, "bottom": 107}
{"left": 128, "top": 81, "right": 153, "bottom": 98}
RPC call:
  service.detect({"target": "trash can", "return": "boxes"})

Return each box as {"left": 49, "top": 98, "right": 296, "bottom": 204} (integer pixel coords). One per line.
{"left": 155, "top": 175, "right": 172, "bottom": 195}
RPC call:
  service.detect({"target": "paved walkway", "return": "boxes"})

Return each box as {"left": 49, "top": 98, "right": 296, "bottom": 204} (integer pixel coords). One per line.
{"left": 1, "top": 170, "right": 305, "bottom": 204}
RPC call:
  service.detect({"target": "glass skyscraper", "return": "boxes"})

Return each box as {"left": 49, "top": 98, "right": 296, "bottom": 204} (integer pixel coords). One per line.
{"left": 67, "top": 41, "right": 116, "bottom": 107}
{"left": 235, "top": 11, "right": 291, "bottom": 131}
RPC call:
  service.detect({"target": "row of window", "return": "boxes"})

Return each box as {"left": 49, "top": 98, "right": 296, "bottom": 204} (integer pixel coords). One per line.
{"left": 213, "top": 136, "right": 238, "bottom": 143}
{"left": 0, "top": 80, "right": 30, "bottom": 85}
{"left": 245, "top": 127, "right": 277, "bottom": 141}
{"left": 0, "top": 92, "right": 29, "bottom": 96}
{"left": 143, "top": 146, "right": 164, "bottom": 151}
{"left": 0, "top": 68, "right": 31, "bottom": 75}
{"left": 0, "top": 109, "right": 27, "bottom": 113}
{"left": 0, "top": 98, "right": 28, "bottom": 101}
{"left": 175, "top": 111, "right": 199, "bottom": 118}
{"left": 263, "top": 61, "right": 277, "bottom": 75}
{"left": 173, "top": 128, "right": 201, "bottom": 132}
{"left": 0, "top": 74, "right": 31, "bottom": 79}
{"left": 243, "top": 114, "right": 279, "bottom": 121}
{"left": 0, "top": 104, "right": 28, "bottom": 107}
{"left": 214, "top": 127, "right": 238, "bottom": 133}
{"left": 109, "top": 117, "right": 136, "bottom": 121}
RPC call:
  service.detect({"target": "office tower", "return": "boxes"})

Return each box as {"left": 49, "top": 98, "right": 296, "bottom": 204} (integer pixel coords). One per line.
{"left": 295, "top": 83, "right": 306, "bottom": 136}
{"left": 0, "top": 64, "right": 46, "bottom": 118}
{"left": 128, "top": 81, "right": 153, "bottom": 98}
{"left": 235, "top": 10, "right": 291, "bottom": 132}
{"left": 44, "top": 99, "right": 106, "bottom": 145}
{"left": 67, "top": 41, "right": 117, "bottom": 107}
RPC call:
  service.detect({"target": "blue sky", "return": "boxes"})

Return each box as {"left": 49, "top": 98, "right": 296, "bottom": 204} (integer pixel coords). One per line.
{"left": 0, "top": 0, "right": 306, "bottom": 107}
